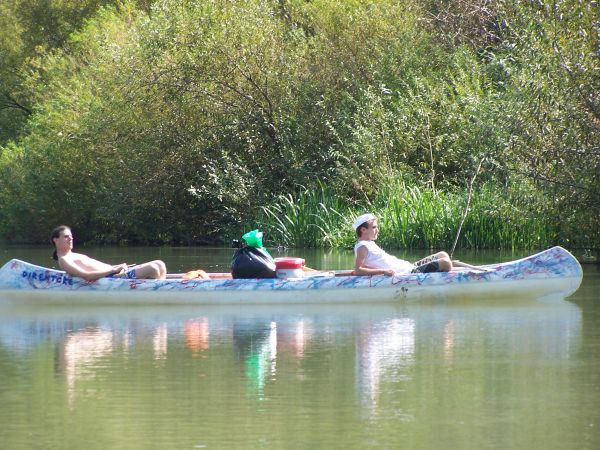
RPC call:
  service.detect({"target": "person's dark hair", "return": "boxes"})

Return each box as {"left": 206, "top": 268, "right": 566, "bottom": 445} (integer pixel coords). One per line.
{"left": 51, "top": 225, "right": 70, "bottom": 261}
{"left": 356, "top": 222, "right": 368, "bottom": 238}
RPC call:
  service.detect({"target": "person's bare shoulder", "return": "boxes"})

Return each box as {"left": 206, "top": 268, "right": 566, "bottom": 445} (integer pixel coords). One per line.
{"left": 58, "top": 252, "right": 88, "bottom": 269}
{"left": 57, "top": 254, "right": 73, "bottom": 272}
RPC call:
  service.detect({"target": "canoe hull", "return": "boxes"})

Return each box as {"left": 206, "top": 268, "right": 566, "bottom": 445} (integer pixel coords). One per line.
{"left": 0, "top": 246, "right": 583, "bottom": 305}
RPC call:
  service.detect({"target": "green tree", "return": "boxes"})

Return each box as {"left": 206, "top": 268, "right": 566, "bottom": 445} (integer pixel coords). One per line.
{"left": 0, "top": 0, "right": 143, "bottom": 145}
{"left": 0, "top": 0, "right": 597, "bottom": 247}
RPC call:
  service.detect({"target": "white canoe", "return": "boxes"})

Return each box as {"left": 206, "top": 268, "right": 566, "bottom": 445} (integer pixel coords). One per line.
{"left": 0, "top": 246, "right": 583, "bottom": 305}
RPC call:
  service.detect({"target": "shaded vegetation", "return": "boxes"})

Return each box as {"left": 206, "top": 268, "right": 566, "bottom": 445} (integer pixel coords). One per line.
{"left": 0, "top": 0, "right": 598, "bottom": 248}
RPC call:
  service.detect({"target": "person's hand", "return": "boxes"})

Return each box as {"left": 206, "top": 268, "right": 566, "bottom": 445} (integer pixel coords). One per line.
{"left": 381, "top": 269, "right": 394, "bottom": 276}
{"left": 111, "top": 263, "right": 128, "bottom": 277}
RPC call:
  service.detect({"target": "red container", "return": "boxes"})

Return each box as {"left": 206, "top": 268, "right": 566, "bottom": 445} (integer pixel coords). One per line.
{"left": 274, "top": 257, "right": 305, "bottom": 269}
{"left": 274, "top": 257, "right": 305, "bottom": 278}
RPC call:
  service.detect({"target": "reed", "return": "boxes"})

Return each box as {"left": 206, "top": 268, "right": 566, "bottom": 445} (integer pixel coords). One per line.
{"left": 253, "top": 181, "right": 558, "bottom": 250}
{"left": 258, "top": 183, "right": 354, "bottom": 248}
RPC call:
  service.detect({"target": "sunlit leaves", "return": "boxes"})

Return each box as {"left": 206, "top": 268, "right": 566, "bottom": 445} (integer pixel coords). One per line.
{"left": 0, "top": 0, "right": 597, "bottom": 247}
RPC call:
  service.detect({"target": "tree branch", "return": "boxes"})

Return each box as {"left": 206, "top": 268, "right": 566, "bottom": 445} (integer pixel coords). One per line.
{"left": 1, "top": 93, "right": 32, "bottom": 115}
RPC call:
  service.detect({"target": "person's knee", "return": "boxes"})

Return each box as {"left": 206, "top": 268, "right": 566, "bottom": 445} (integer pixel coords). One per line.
{"left": 438, "top": 256, "right": 452, "bottom": 272}
{"left": 152, "top": 260, "right": 167, "bottom": 278}
{"left": 139, "top": 260, "right": 166, "bottom": 279}
{"left": 157, "top": 260, "right": 166, "bottom": 277}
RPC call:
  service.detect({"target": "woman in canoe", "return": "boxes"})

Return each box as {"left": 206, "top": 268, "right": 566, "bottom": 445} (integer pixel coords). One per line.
{"left": 353, "top": 213, "right": 453, "bottom": 276}
{"left": 51, "top": 225, "right": 167, "bottom": 281}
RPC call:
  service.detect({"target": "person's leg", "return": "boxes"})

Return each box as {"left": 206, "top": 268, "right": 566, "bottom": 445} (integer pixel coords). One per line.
{"left": 433, "top": 251, "right": 452, "bottom": 271}
{"left": 132, "top": 260, "right": 167, "bottom": 279}
{"left": 413, "top": 252, "right": 452, "bottom": 273}
{"left": 154, "top": 260, "right": 167, "bottom": 278}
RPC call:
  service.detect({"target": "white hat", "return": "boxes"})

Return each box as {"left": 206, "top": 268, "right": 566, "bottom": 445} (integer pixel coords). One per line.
{"left": 352, "top": 213, "right": 376, "bottom": 230}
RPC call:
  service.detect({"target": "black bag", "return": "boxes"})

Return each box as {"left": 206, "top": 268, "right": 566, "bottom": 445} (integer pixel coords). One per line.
{"left": 231, "top": 246, "right": 276, "bottom": 279}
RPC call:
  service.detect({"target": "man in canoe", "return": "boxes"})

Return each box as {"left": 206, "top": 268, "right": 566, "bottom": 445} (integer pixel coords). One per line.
{"left": 353, "top": 213, "right": 453, "bottom": 276}
{"left": 51, "top": 225, "right": 167, "bottom": 281}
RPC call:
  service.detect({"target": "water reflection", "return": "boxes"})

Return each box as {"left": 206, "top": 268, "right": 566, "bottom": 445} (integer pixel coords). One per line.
{"left": 184, "top": 318, "right": 210, "bottom": 354}
{"left": 356, "top": 317, "right": 415, "bottom": 418}
{"left": 233, "top": 320, "right": 278, "bottom": 399}
{"left": 279, "top": 319, "right": 312, "bottom": 358}
{"left": 153, "top": 323, "right": 168, "bottom": 360}
{"left": 442, "top": 320, "right": 456, "bottom": 361}
{"left": 59, "top": 326, "right": 114, "bottom": 404}
{"left": 0, "top": 300, "right": 584, "bottom": 420}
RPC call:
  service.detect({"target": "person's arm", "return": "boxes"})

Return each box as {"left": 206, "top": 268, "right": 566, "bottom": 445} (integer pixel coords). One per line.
{"left": 59, "top": 256, "right": 127, "bottom": 282}
{"left": 354, "top": 245, "right": 394, "bottom": 276}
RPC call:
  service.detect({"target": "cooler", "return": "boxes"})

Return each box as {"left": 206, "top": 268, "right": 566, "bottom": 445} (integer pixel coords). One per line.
{"left": 274, "top": 257, "right": 305, "bottom": 279}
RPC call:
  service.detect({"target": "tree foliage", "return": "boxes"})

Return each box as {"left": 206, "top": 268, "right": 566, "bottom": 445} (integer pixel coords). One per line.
{"left": 0, "top": 0, "right": 123, "bottom": 144}
{"left": 0, "top": 0, "right": 597, "bottom": 247}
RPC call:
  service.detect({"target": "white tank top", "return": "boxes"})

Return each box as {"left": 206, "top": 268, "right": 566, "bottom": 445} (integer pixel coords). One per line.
{"left": 354, "top": 240, "right": 414, "bottom": 274}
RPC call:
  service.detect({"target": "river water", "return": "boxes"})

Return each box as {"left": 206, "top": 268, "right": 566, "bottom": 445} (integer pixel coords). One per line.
{"left": 0, "top": 246, "right": 599, "bottom": 450}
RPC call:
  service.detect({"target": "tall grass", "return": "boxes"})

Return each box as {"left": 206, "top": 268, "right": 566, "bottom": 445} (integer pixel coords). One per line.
{"left": 379, "top": 182, "right": 558, "bottom": 250}
{"left": 254, "top": 181, "right": 559, "bottom": 250}
{"left": 258, "top": 183, "right": 354, "bottom": 248}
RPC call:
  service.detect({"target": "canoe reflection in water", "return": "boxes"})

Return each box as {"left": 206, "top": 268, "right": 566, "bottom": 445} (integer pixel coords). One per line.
{"left": 0, "top": 300, "right": 583, "bottom": 417}
{"left": 353, "top": 301, "right": 583, "bottom": 420}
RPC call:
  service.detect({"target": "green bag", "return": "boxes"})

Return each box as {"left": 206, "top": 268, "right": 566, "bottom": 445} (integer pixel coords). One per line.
{"left": 242, "top": 229, "right": 273, "bottom": 260}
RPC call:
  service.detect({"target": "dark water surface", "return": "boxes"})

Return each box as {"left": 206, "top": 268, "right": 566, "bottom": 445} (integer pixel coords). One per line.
{"left": 1, "top": 246, "right": 599, "bottom": 450}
